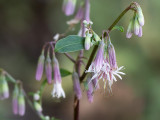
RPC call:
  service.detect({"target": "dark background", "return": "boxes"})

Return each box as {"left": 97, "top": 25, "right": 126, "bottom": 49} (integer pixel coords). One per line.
{"left": 0, "top": 0, "right": 160, "bottom": 120}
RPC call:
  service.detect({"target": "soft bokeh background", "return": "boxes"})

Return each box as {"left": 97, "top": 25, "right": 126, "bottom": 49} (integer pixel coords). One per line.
{"left": 0, "top": 0, "right": 160, "bottom": 120}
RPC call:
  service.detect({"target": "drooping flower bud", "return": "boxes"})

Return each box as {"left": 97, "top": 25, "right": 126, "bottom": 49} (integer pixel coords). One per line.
{"left": 108, "top": 40, "right": 117, "bottom": 70}
{"left": 134, "top": 15, "right": 140, "bottom": 36}
{"left": 86, "top": 75, "right": 94, "bottom": 103}
{"left": 86, "top": 39, "right": 104, "bottom": 73}
{"left": 45, "top": 51, "right": 52, "bottom": 84}
{"left": 35, "top": 50, "right": 45, "bottom": 81}
{"left": 72, "top": 72, "right": 82, "bottom": 100}
{"left": 52, "top": 55, "right": 65, "bottom": 98}
{"left": 34, "top": 101, "right": 42, "bottom": 114}
{"left": 12, "top": 84, "right": 19, "bottom": 115}
{"left": 126, "top": 18, "right": 134, "bottom": 38}
{"left": 0, "top": 73, "right": 9, "bottom": 100}
{"left": 62, "top": 0, "right": 77, "bottom": 16}
{"left": 93, "top": 32, "right": 101, "bottom": 42}
{"left": 18, "top": 89, "right": 25, "bottom": 116}
{"left": 84, "top": 32, "right": 92, "bottom": 50}
{"left": 137, "top": 6, "right": 144, "bottom": 26}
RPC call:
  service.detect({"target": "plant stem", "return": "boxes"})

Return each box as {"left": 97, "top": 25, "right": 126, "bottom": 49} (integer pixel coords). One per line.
{"left": 64, "top": 53, "right": 76, "bottom": 63}
{"left": 74, "top": 0, "right": 90, "bottom": 120}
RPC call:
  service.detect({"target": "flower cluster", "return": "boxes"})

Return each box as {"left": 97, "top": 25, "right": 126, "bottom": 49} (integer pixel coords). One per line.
{"left": 86, "top": 36, "right": 125, "bottom": 97}
{"left": 35, "top": 43, "right": 65, "bottom": 98}
{"left": 126, "top": 3, "right": 144, "bottom": 38}
{"left": 12, "top": 83, "right": 25, "bottom": 116}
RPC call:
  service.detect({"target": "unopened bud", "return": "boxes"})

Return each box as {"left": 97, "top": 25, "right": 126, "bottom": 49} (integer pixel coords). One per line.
{"left": 0, "top": 73, "right": 9, "bottom": 100}
{"left": 137, "top": 6, "right": 144, "bottom": 26}
{"left": 72, "top": 72, "right": 82, "bottom": 100}
{"left": 85, "top": 32, "right": 92, "bottom": 50}
{"left": 36, "top": 50, "right": 45, "bottom": 81}
{"left": 62, "top": 0, "right": 77, "bottom": 16}
{"left": 34, "top": 101, "right": 42, "bottom": 113}
{"left": 34, "top": 92, "right": 40, "bottom": 101}
{"left": 86, "top": 76, "right": 94, "bottom": 103}
{"left": 134, "top": 15, "right": 140, "bottom": 36}
{"left": 108, "top": 41, "right": 117, "bottom": 70}
{"left": 45, "top": 52, "right": 52, "bottom": 84}
{"left": 126, "top": 18, "right": 134, "bottom": 38}
{"left": 93, "top": 32, "right": 101, "bottom": 42}
{"left": 12, "top": 84, "right": 19, "bottom": 115}
{"left": 18, "top": 89, "right": 25, "bottom": 116}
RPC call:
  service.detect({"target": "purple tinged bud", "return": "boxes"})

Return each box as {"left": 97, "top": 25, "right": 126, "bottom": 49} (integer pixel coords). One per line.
{"left": 72, "top": 72, "right": 82, "bottom": 100}
{"left": 12, "top": 84, "right": 19, "bottom": 115}
{"left": 93, "top": 40, "right": 104, "bottom": 72}
{"left": 126, "top": 19, "right": 134, "bottom": 38}
{"left": 0, "top": 73, "right": 9, "bottom": 100}
{"left": 45, "top": 52, "right": 52, "bottom": 84}
{"left": 33, "top": 93, "right": 40, "bottom": 101}
{"left": 137, "top": 6, "right": 144, "bottom": 26}
{"left": 108, "top": 41, "right": 117, "bottom": 70}
{"left": 18, "top": 89, "right": 25, "bottom": 116}
{"left": 134, "top": 16, "right": 140, "bottom": 36}
{"left": 75, "top": 5, "right": 84, "bottom": 20}
{"left": 62, "top": 0, "right": 77, "bottom": 16}
{"left": 85, "top": 32, "right": 92, "bottom": 50}
{"left": 35, "top": 50, "right": 45, "bottom": 81}
{"left": 86, "top": 76, "right": 94, "bottom": 103}
{"left": 138, "top": 26, "right": 143, "bottom": 37}
{"left": 53, "top": 56, "right": 61, "bottom": 83}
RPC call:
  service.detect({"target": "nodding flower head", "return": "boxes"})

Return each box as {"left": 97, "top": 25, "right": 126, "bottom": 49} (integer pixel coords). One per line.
{"left": 62, "top": 0, "right": 77, "bottom": 16}
{"left": 126, "top": 4, "right": 144, "bottom": 38}
{"left": 0, "top": 72, "right": 9, "bottom": 100}
{"left": 45, "top": 51, "right": 52, "bottom": 84}
{"left": 86, "top": 39, "right": 104, "bottom": 73}
{"left": 51, "top": 55, "right": 65, "bottom": 98}
{"left": 35, "top": 50, "right": 45, "bottom": 81}
{"left": 72, "top": 72, "right": 82, "bottom": 100}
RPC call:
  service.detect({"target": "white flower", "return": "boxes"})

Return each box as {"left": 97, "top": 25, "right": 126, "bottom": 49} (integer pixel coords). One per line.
{"left": 51, "top": 83, "right": 65, "bottom": 98}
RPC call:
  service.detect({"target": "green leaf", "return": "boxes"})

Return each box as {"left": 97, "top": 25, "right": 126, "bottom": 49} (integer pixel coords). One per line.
{"left": 60, "top": 68, "right": 72, "bottom": 77}
{"left": 112, "top": 25, "right": 124, "bottom": 32}
{"left": 55, "top": 35, "right": 85, "bottom": 53}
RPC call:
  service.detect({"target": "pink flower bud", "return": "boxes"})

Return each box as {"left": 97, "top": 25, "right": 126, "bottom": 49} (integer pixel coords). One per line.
{"left": 12, "top": 84, "right": 19, "bottom": 115}
{"left": 18, "top": 89, "right": 25, "bottom": 116}
{"left": 35, "top": 50, "right": 45, "bottom": 81}
{"left": 45, "top": 52, "right": 52, "bottom": 84}
{"left": 72, "top": 72, "right": 82, "bottom": 100}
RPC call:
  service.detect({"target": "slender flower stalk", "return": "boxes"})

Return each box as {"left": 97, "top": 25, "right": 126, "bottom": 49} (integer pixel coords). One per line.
{"left": 45, "top": 50, "right": 52, "bottom": 84}
{"left": 72, "top": 72, "right": 82, "bottom": 100}
{"left": 35, "top": 50, "right": 45, "bottom": 81}
{"left": 52, "top": 54, "right": 65, "bottom": 98}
